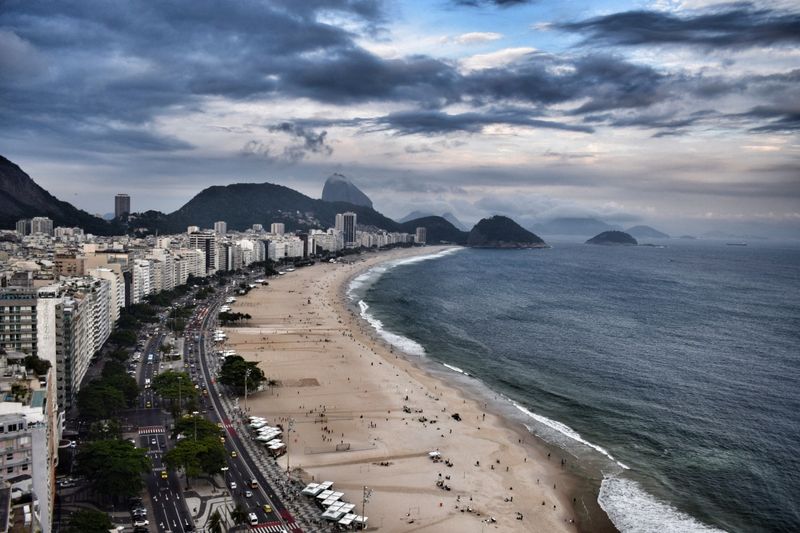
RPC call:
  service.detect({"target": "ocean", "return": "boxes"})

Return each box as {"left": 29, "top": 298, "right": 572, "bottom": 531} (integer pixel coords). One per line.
{"left": 346, "top": 241, "right": 800, "bottom": 533}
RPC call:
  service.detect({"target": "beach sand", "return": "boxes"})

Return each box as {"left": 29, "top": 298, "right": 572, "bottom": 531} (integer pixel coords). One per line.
{"left": 224, "top": 246, "right": 615, "bottom": 532}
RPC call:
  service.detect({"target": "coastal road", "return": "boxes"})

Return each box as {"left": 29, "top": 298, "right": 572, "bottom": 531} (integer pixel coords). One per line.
{"left": 196, "top": 285, "right": 299, "bottom": 532}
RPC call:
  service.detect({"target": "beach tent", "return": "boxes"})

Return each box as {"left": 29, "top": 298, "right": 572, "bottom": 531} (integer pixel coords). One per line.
{"left": 338, "top": 514, "right": 356, "bottom": 527}
{"left": 321, "top": 492, "right": 344, "bottom": 507}
{"left": 322, "top": 503, "right": 349, "bottom": 521}
{"left": 316, "top": 490, "right": 334, "bottom": 501}
{"left": 301, "top": 483, "right": 319, "bottom": 496}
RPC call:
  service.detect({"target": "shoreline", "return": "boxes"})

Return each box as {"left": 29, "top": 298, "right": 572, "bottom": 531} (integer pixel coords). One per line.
{"left": 224, "top": 246, "right": 616, "bottom": 532}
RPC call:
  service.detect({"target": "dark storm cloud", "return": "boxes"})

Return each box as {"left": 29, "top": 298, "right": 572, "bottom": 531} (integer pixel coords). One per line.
{"left": 267, "top": 122, "right": 333, "bottom": 157}
{"left": 1, "top": 0, "right": 797, "bottom": 160}
{"left": 558, "top": 3, "right": 800, "bottom": 49}
{"left": 453, "top": 0, "right": 533, "bottom": 7}
{"left": 367, "top": 109, "right": 594, "bottom": 134}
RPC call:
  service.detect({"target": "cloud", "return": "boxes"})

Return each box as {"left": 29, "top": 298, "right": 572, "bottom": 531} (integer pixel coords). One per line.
{"left": 454, "top": 32, "right": 503, "bottom": 45}
{"left": 558, "top": 3, "right": 800, "bottom": 49}
{"left": 453, "top": 0, "right": 535, "bottom": 7}
{"left": 460, "top": 47, "right": 538, "bottom": 70}
{"left": 367, "top": 109, "right": 594, "bottom": 135}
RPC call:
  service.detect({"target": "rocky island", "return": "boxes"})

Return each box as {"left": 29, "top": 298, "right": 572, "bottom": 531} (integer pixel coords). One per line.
{"left": 586, "top": 230, "right": 638, "bottom": 245}
{"left": 467, "top": 215, "right": 547, "bottom": 248}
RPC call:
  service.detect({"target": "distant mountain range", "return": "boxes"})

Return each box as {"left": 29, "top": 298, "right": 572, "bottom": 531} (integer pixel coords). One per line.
{"left": 531, "top": 217, "right": 620, "bottom": 236}
{"left": 399, "top": 210, "right": 468, "bottom": 231}
{"left": 321, "top": 173, "right": 372, "bottom": 208}
{"left": 626, "top": 225, "right": 670, "bottom": 239}
{"left": 0, "top": 155, "right": 122, "bottom": 235}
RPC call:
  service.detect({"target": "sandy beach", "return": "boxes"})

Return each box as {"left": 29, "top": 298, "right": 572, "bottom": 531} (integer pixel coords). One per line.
{"left": 224, "top": 246, "right": 611, "bottom": 532}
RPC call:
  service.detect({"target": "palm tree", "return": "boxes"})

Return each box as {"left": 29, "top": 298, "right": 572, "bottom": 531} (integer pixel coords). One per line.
{"left": 230, "top": 503, "right": 249, "bottom": 527}
{"left": 207, "top": 510, "right": 223, "bottom": 533}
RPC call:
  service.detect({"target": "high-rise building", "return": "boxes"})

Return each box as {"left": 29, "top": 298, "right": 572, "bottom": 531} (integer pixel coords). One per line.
{"left": 15, "top": 219, "right": 32, "bottom": 236}
{"left": 188, "top": 231, "right": 217, "bottom": 274}
{"left": 30, "top": 217, "right": 54, "bottom": 236}
{"left": 415, "top": 227, "right": 427, "bottom": 244}
{"left": 270, "top": 223, "right": 285, "bottom": 235}
{"left": 214, "top": 221, "right": 227, "bottom": 235}
{"left": 341, "top": 212, "right": 357, "bottom": 248}
{"left": 114, "top": 193, "right": 130, "bottom": 219}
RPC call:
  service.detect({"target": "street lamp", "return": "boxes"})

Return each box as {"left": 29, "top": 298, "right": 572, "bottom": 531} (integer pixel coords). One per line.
{"left": 243, "top": 367, "right": 252, "bottom": 415}
{"left": 220, "top": 466, "right": 230, "bottom": 530}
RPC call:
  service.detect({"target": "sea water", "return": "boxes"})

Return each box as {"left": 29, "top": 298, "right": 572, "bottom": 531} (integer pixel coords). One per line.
{"left": 347, "top": 241, "right": 800, "bottom": 533}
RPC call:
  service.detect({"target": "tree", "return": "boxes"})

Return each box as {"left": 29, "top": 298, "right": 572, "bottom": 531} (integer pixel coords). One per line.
{"left": 74, "top": 440, "right": 151, "bottom": 500}
{"left": 207, "top": 509, "right": 223, "bottom": 533}
{"left": 65, "top": 509, "right": 113, "bottom": 533}
{"left": 87, "top": 418, "right": 122, "bottom": 441}
{"left": 218, "top": 355, "right": 265, "bottom": 394}
{"left": 172, "top": 415, "right": 222, "bottom": 441}
{"left": 230, "top": 503, "right": 249, "bottom": 526}
{"left": 152, "top": 370, "right": 197, "bottom": 414}
{"left": 109, "top": 329, "right": 137, "bottom": 347}
{"left": 163, "top": 436, "right": 225, "bottom": 487}
{"left": 77, "top": 382, "right": 126, "bottom": 420}
{"left": 23, "top": 354, "right": 51, "bottom": 375}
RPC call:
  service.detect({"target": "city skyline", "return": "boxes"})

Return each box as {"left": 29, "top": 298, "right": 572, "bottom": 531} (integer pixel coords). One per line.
{"left": 1, "top": 0, "right": 798, "bottom": 237}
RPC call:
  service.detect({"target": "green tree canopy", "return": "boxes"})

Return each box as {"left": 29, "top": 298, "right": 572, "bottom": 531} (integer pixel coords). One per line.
{"left": 74, "top": 440, "right": 151, "bottom": 500}
{"left": 172, "top": 415, "right": 222, "bottom": 441}
{"left": 164, "top": 435, "right": 226, "bottom": 487}
{"left": 65, "top": 509, "right": 113, "bottom": 533}
{"left": 218, "top": 355, "right": 265, "bottom": 394}
{"left": 77, "top": 382, "right": 126, "bottom": 420}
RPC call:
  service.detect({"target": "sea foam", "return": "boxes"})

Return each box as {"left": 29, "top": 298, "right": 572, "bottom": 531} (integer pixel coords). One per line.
{"left": 511, "top": 400, "right": 630, "bottom": 470}
{"left": 358, "top": 300, "right": 426, "bottom": 356}
{"left": 599, "top": 476, "right": 725, "bottom": 533}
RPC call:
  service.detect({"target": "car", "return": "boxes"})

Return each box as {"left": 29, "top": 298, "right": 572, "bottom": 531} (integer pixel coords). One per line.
{"left": 244, "top": 490, "right": 253, "bottom": 498}
{"left": 263, "top": 504, "right": 272, "bottom": 513}
{"left": 231, "top": 450, "right": 237, "bottom": 458}
{"left": 229, "top": 481, "right": 237, "bottom": 490}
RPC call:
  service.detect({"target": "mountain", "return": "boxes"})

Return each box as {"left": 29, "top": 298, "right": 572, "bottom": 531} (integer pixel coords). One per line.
{"left": 0, "top": 155, "right": 121, "bottom": 235}
{"left": 398, "top": 216, "right": 468, "bottom": 244}
{"left": 586, "top": 231, "right": 638, "bottom": 245}
{"left": 398, "top": 210, "right": 433, "bottom": 223}
{"left": 441, "top": 212, "right": 468, "bottom": 231}
{"left": 399, "top": 210, "right": 468, "bottom": 231}
{"left": 467, "top": 215, "right": 546, "bottom": 248}
{"left": 134, "top": 181, "right": 395, "bottom": 234}
{"left": 532, "top": 217, "right": 619, "bottom": 236}
{"left": 321, "top": 173, "right": 373, "bottom": 208}
{"left": 626, "top": 225, "right": 670, "bottom": 239}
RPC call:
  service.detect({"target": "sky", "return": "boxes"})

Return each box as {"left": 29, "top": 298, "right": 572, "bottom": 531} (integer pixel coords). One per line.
{"left": 1, "top": 0, "right": 799, "bottom": 236}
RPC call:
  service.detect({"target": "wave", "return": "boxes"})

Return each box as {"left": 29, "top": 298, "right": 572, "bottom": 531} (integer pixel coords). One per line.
{"left": 442, "top": 362, "right": 469, "bottom": 376}
{"left": 358, "top": 300, "right": 426, "bottom": 356}
{"left": 599, "top": 476, "right": 726, "bottom": 533}
{"left": 347, "top": 247, "right": 463, "bottom": 301}
{"left": 511, "top": 400, "right": 630, "bottom": 470}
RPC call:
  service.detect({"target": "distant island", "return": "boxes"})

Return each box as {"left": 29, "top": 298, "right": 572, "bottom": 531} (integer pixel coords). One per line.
{"left": 586, "top": 230, "right": 638, "bottom": 245}
{"left": 468, "top": 215, "right": 547, "bottom": 248}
